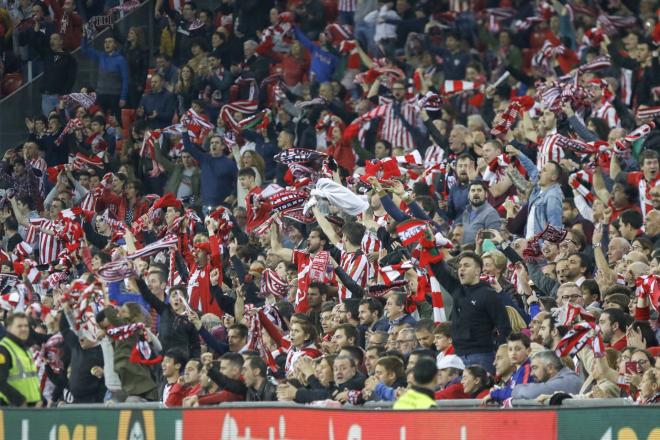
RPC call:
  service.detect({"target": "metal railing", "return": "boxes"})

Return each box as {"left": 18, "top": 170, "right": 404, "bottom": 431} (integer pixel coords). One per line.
{"left": 0, "top": 0, "right": 156, "bottom": 149}
{"left": 25, "top": 397, "right": 636, "bottom": 410}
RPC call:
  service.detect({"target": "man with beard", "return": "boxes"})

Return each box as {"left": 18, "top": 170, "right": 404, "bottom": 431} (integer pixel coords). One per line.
{"left": 538, "top": 315, "right": 562, "bottom": 350}
{"left": 444, "top": 154, "right": 476, "bottom": 221}
{"left": 270, "top": 226, "right": 331, "bottom": 312}
{"left": 459, "top": 181, "right": 502, "bottom": 245}
{"left": 358, "top": 298, "right": 388, "bottom": 335}
{"left": 306, "top": 282, "right": 327, "bottom": 334}
{"left": 599, "top": 308, "right": 629, "bottom": 351}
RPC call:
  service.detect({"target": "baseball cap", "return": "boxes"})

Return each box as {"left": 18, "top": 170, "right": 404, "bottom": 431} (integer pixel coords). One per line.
{"left": 436, "top": 354, "right": 465, "bottom": 371}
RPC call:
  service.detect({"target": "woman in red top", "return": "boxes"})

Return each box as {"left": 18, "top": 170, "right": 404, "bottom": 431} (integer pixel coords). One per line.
{"left": 259, "top": 41, "right": 310, "bottom": 87}
{"left": 461, "top": 365, "right": 493, "bottom": 399}
{"left": 326, "top": 117, "right": 356, "bottom": 174}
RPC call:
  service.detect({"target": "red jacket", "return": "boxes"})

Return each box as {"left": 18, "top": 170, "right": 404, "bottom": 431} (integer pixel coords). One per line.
{"left": 198, "top": 390, "right": 245, "bottom": 405}
{"left": 188, "top": 235, "right": 224, "bottom": 317}
{"left": 166, "top": 383, "right": 201, "bottom": 407}
{"left": 435, "top": 381, "right": 469, "bottom": 400}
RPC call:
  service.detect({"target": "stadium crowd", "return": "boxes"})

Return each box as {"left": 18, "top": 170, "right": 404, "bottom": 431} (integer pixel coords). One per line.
{"left": 0, "top": 0, "right": 659, "bottom": 410}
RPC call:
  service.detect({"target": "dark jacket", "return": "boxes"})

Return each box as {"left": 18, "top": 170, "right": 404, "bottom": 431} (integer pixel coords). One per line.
{"left": 295, "top": 372, "right": 366, "bottom": 403}
{"left": 136, "top": 279, "right": 200, "bottom": 359}
{"left": 41, "top": 50, "right": 77, "bottom": 95}
{"left": 432, "top": 261, "right": 512, "bottom": 355}
{"left": 60, "top": 316, "right": 105, "bottom": 403}
{"left": 182, "top": 133, "right": 237, "bottom": 207}
{"left": 139, "top": 88, "right": 177, "bottom": 129}
{"left": 246, "top": 379, "right": 277, "bottom": 402}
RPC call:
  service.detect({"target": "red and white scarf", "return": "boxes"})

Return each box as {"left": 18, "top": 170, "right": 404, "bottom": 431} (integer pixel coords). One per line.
{"left": 55, "top": 118, "right": 84, "bottom": 146}
{"left": 126, "top": 234, "right": 178, "bottom": 260}
{"left": 482, "top": 154, "right": 526, "bottom": 186}
{"left": 568, "top": 170, "right": 595, "bottom": 221}
{"left": 555, "top": 321, "right": 605, "bottom": 358}
{"left": 635, "top": 274, "right": 660, "bottom": 311}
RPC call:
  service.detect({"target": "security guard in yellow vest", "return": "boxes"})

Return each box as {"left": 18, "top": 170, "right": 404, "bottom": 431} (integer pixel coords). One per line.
{"left": 393, "top": 358, "right": 438, "bottom": 410}
{"left": 0, "top": 312, "right": 41, "bottom": 406}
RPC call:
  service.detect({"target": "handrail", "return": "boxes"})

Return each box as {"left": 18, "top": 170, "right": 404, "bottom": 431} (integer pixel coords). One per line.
{"left": 1, "top": 398, "right": 636, "bottom": 410}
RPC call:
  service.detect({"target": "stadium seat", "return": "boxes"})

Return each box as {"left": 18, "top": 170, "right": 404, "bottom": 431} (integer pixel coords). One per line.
{"left": 121, "top": 108, "right": 136, "bottom": 136}
{"left": 1, "top": 73, "right": 24, "bottom": 97}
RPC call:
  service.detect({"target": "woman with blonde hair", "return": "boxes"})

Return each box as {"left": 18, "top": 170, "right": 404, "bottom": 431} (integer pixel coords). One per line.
{"left": 483, "top": 249, "right": 529, "bottom": 321}
{"left": 506, "top": 306, "right": 527, "bottom": 333}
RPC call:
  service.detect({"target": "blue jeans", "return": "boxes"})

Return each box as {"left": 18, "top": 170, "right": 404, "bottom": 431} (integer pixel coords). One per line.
{"left": 41, "top": 94, "right": 59, "bottom": 116}
{"left": 460, "top": 352, "right": 495, "bottom": 375}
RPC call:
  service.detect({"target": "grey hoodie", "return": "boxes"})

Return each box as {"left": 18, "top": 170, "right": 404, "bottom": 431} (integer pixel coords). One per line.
{"left": 512, "top": 367, "right": 583, "bottom": 400}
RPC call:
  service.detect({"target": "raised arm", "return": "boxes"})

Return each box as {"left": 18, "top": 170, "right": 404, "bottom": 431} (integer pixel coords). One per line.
{"left": 182, "top": 132, "right": 207, "bottom": 162}
{"left": 592, "top": 168, "right": 612, "bottom": 204}
{"left": 312, "top": 206, "right": 340, "bottom": 245}
{"left": 269, "top": 222, "right": 293, "bottom": 262}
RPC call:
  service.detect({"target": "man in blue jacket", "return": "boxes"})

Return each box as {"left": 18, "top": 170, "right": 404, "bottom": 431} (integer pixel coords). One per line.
{"left": 183, "top": 132, "right": 237, "bottom": 212}
{"left": 293, "top": 26, "right": 338, "bottom": 84}
{"left": 81, "top": 33, "right": 128, "bottom": 117}
{"left": 138, "top": 74, "right": 176, "bottom": 129}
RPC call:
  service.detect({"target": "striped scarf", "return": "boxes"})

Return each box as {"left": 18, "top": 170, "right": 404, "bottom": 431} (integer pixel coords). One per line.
{"left": 259, "top": 268, "right": 288, "bottom": 299}
{"left": 140, "top": 130, "right": 168, "bottom": 177}
{"left": 61, "top": 279, "right": 104, "bottom": 337}
{"left": 98, "top": 258, "right": 135, "bottom": 283}
{"left": 491, "top": 96, "right": 534, "bottom": 136}
{"left": 219, "top": 78, "right": 262, "bottom": 133}
{"left": 180, "top": 108, "right": 214, "bottom": 144}
{"left": 636, "top": 274, "right": 660, "bottom": 311}
{"left": 555, "top": 321, "right": 605, "bottom": 358}
{"left": 379, "top": 262, "right": 414, "bottom": 285}
{"left": 55, "top": 118, "right": 84, "bottom": 146}
{"left": 107, "top": 322, "right": 145, "bottom": 341}
{"left": 246, "top": 305, "right": 280, "bottom": 372}
{"left": 637, "top": 106, "right": 660, "bottom": 121}
{"left": 482, "top": 154, "right": 526, "bottom": 186}
{"left": 127, "top": 234, "right": 178, "bottom": 260}
{"left": 107, "top": 322, "right": 162, "bottom": 364}
{"left": 309, "top": 251, "right": 331, "bottom": 283}
{"left": 61, "top": 92, "right": 97, "bottom": 110}
{"left": 568, "top": 170, "right": 595, "bottom": 220}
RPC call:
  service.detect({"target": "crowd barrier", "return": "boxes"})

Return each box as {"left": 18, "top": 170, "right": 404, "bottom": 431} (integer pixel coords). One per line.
{"left": 0, "top": 403, "right": 657, "bottom": 440}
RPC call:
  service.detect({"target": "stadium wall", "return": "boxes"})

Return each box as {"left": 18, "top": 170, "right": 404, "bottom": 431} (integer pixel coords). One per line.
{"left": 0, "top": 405, "right": 658, "bottom": 440}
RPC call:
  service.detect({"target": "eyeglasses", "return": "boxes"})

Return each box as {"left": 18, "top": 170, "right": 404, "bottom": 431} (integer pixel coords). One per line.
{"left": 396, "top": 339, "right": 416, "bottom": 344}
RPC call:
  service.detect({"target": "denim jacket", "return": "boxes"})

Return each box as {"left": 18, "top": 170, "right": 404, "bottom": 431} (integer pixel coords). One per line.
{"left": 526, "top": 183, "right": 564, "bottom": 237}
